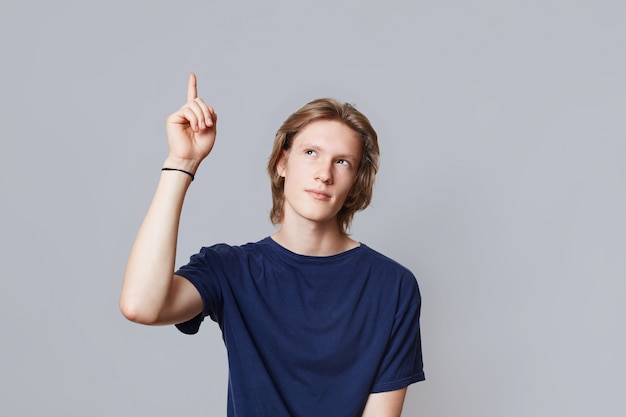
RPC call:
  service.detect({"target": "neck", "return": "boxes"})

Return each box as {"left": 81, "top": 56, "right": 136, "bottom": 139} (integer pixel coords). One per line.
{"left": 272, "top": 219, "right": 358, "bottom": 256}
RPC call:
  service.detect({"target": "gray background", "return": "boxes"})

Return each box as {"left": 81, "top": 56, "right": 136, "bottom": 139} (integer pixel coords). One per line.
{"left": 1, "top": 0, "right": 624, "bottom": 416}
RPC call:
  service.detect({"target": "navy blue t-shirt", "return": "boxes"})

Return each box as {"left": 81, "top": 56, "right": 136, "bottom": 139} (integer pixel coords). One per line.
{"left": 175, "top": 237, "right": 424, "bottom": 417}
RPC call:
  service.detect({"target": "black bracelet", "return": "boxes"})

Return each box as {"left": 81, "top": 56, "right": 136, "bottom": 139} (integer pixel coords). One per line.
{"left": 161, "top": 167, "right": 195, "bottom": 181}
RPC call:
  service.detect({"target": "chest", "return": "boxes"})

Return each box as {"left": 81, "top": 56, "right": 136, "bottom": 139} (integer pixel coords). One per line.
{"left": 222, "top": 266, "right": 397, "bottom": 370}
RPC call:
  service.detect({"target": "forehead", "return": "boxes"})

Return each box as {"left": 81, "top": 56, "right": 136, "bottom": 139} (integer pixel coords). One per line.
{"left": 292, "top": 120, "right": 362, "bottom": 156}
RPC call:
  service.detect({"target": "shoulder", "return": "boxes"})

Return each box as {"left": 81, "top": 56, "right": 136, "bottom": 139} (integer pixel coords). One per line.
{"left": 177, "top": 238, "right": 273, "bottom": 279}
{"left": 193, "top": 237, "right": 272, "bottom": 260}
{"left": 358, "top": 244, "right": 416, "bottom": 281}
{"left": 357, "top": 244, "right": 421, "bottom": 307}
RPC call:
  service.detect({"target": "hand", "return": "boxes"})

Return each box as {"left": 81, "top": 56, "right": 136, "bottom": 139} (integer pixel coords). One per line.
{"left": 164, "top": 73, "right": 217, "bottom": 172}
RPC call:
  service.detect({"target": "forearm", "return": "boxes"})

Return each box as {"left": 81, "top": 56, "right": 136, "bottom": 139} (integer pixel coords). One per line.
{"left": 120, "top": 165, "right": 193, "bottom": 324}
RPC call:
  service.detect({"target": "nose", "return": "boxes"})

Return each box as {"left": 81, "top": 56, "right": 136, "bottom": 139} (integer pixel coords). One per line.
{"left": 315, "top": 161, "right": 333, "bottom": 184}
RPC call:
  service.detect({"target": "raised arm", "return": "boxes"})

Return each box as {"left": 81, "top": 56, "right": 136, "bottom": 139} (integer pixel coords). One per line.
{"left": 120, "top": 73, "right": 217, "bottom": 325}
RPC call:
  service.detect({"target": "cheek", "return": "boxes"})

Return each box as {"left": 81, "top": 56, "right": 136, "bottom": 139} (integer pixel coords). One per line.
{"left": 337, "top": 175, "right": 357, "bottom": 197}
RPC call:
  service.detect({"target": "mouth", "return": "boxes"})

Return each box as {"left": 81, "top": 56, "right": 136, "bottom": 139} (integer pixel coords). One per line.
{"left": 306, "top": 189, "right": 331, "bottom": 201}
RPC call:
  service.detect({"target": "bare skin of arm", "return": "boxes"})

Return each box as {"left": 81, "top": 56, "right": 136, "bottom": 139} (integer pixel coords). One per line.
{"left": 120, "top": 73, "right": 216, "bottom": 325}
{"left": 361, "top": 388, "right": 407, "bottom": 417}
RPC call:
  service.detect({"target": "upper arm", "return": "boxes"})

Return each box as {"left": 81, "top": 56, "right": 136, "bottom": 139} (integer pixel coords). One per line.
{"left": 121, "top": 274, "right": 203, "bottom": 326}
{"left": 155, "top": 274, "right": 204, "bottom": 325}
{"left": 361, "top": 388, "right": 407, "bottom": 417}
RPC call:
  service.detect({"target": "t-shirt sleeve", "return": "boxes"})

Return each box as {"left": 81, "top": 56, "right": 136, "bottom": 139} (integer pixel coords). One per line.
{"left": 371, "top": 274, "right": 425, "bottom": 392}
{"left": 174, "top": 245, "right": 228, "bottom": 334}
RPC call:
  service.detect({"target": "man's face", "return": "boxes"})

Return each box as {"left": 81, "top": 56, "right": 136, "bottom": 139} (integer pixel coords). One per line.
{"left": 277, "top": 120, "right": 362, "bottom": 228}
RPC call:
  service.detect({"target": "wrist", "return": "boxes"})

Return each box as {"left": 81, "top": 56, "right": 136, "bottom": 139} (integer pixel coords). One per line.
{"left": 162, "top": 156, "right": 200, "bottom": 175}
{"left": 161, "top": 167, "right": 194, "bottom": 181}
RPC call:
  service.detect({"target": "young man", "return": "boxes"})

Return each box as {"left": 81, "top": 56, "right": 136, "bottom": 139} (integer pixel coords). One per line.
{"left": 120, "top": 73, "right": 424, "bottom": 417}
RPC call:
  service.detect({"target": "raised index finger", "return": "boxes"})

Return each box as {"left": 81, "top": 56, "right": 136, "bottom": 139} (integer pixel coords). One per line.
{"left": 187, "top": 72, "right": 197, "bottom": 101}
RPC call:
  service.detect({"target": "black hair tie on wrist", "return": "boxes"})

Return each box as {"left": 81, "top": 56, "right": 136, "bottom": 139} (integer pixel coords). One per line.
{"left": 161, "top": 167, "right": 195, "bottom": 181}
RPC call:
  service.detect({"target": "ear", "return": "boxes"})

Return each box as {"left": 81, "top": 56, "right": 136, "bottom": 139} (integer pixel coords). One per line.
{"left": 276, "top": 150, "right": 287, "bottom": 177}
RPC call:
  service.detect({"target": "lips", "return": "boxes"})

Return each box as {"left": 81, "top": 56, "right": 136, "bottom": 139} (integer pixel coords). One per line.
{"left": 306, "top": 189, "right": 331, "bottom": 201}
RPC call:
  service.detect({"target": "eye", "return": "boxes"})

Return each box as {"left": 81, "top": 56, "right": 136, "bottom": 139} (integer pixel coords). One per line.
{"left": 337, "top": 159, "right": 351, "bottom": 167}
{"left": 305, "top": 149, "right": 317, "bottom": 156}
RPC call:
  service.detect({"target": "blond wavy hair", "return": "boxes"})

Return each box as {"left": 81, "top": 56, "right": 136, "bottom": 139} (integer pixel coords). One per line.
{"left": 267, "top": 98, "right": 380, "bottom": 234}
